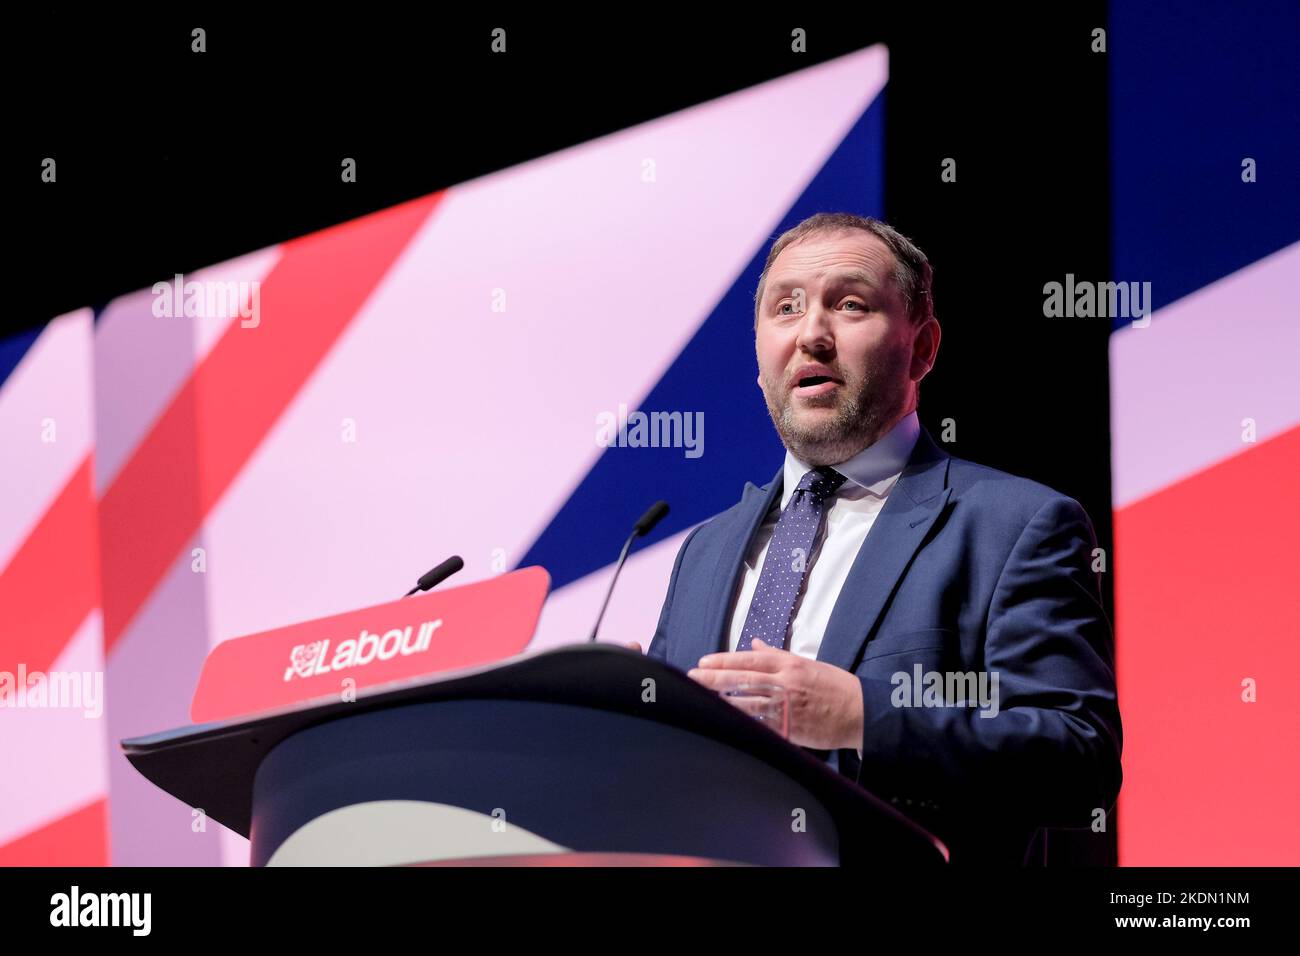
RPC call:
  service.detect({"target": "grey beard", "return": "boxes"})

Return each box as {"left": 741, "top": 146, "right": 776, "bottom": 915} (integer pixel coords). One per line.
{"left": 761, "top": 356, "right": 910, "bottom": 466}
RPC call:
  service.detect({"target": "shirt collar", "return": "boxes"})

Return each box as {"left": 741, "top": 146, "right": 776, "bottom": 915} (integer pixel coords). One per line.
{"left": 780, "top": 410, "right": 921, "bottom": 509}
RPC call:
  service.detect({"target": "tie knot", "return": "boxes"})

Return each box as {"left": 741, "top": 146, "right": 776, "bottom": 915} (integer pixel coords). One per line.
{"left": 796, "top": 466, "right": 847, "bottom": 501}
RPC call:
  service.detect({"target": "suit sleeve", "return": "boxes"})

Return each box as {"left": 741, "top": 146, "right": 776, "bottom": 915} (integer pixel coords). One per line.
{"left": 646, "top": 526, "right": 701, "bottom": 663}
{"left": 855, "top": 495, "right": 1123, "bottom": 829}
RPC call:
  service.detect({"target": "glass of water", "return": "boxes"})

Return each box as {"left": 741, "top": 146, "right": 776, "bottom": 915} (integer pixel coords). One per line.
{"left": 720, "top": 684, "right": 788, "bottom": 738}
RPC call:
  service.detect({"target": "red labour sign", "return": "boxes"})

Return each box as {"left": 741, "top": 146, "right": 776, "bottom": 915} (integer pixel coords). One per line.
{"left": 190, "top": 566, "right": 550, "bottom": 724}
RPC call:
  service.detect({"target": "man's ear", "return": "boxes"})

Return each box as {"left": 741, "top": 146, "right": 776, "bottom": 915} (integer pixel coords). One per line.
{"left": 911, "top": 318, "right": 941, "bottom": 382}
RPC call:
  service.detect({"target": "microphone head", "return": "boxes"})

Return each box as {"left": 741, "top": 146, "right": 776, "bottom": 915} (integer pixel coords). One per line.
{"left": 633, "top": 500, "right": 670, "bottom": 537}
{"left": 416, "top": 555, "right": 464, "bottom": 591}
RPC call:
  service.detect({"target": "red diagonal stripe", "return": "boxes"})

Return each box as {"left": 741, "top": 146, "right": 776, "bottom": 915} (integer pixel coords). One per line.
{"left": 99, "top": 193, "right": 443, "bottom": 652}
{"left": 1116, "top": 423, "right": 1300, "bottom": 864}
{"left": 0, "top": 798, "right": 109, "bottom": 866}
{"left": 0, "top": 456, "right": 100, "bottom": 675}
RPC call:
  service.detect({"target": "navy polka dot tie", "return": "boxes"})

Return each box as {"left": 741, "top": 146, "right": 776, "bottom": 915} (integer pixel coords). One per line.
{"left": 737, "top": 466, "right": 847, "bottom": 652}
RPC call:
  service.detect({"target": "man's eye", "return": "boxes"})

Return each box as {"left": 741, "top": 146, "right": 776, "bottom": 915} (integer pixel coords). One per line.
{"left": 778, "top": 303, "right": 796, "bottom": 315}
{"left": 843, "top": 300, "right": 866, "bottom": 311}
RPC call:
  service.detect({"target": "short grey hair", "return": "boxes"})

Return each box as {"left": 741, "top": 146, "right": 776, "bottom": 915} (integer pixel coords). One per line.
{"left": 753, "top": 212, "right": 935, "bottom": 327}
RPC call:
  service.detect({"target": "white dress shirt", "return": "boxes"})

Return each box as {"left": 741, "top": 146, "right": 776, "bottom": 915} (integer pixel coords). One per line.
{"left": 725, "top": 411, "right": 920, "bottom": 755}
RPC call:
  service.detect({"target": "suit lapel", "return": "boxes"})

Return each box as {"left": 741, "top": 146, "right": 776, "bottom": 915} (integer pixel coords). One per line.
{"left": 688, "top": 425, "right": 952, "bottom": 670}
{"left": 815, "top": 426, "right": 952, "bottom": 672}
{"left": 693, "top": 466, "right": 784, "bottom": 660}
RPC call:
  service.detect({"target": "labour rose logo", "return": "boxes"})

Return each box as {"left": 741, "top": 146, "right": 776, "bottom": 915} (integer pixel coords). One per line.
{"left": 286, "top": 641, "right": 324, "bottom": 680}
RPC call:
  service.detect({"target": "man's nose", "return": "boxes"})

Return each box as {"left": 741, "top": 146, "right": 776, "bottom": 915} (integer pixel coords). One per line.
{"left": 795, "top": 304, "right": 834, "bottom": 352}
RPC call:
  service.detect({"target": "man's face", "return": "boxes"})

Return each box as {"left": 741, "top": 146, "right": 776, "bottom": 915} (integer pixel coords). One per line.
{"left": 755, "top": 230, "right": 933, "bottom": 466}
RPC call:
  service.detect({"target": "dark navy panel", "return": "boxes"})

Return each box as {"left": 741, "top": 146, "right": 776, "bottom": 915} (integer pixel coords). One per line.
{"left": 0, "top": 326, "right": 42, "bottom": 393}
{"left": 518, "top": 94, "right": 886, "bottom": 589}
{"left": 1110, "top": 0, "right": 1300, "bottom": 328}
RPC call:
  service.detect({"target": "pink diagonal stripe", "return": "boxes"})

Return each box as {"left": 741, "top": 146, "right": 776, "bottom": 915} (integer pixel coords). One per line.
{"left": 98, "top": 193, "right": 444, "bottom": 651}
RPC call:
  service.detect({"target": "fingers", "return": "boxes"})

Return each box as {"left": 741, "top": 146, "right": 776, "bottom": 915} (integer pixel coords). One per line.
{"left": 624, "top": 641, "right": 644, "bottom": 654}
{"left": 695, "top": 647, "right": 784, "bottom": 672}
{"left": 686, "top": 667, "right": 774, "bottom": 691}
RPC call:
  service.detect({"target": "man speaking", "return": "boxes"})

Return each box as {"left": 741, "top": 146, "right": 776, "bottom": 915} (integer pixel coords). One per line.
{"left": 641, "top": 212, "right": 1122, "bottom": 865}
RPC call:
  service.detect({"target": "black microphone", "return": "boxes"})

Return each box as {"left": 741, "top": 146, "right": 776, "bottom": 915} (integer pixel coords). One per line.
{"left": 402, "top": 555, "right": 464, "bottom": 598}
{"left": 588, "top": 501, "right": 669, "bottom": 643}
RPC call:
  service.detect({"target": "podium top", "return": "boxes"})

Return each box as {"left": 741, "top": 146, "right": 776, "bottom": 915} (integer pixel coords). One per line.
{"left": 122, "top": 643, "right": 948, "bottom": 865}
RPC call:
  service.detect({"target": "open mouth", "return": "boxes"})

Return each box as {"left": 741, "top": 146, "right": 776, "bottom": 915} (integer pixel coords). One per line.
{"left": 793, "top": 374, "right": 840, "bottom": 397}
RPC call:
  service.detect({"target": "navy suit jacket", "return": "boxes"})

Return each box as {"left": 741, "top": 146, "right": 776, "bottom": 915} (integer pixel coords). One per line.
{"left": 646, "top": 424, "right": 1123, "bottom": 864}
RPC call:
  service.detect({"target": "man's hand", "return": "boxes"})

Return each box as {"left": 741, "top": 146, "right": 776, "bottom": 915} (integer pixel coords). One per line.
{"left": 687, "top": 639, "right": 864, "bottom": 750}
{"left": 624, "top": 641, "right": 644, "bottom": 653}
